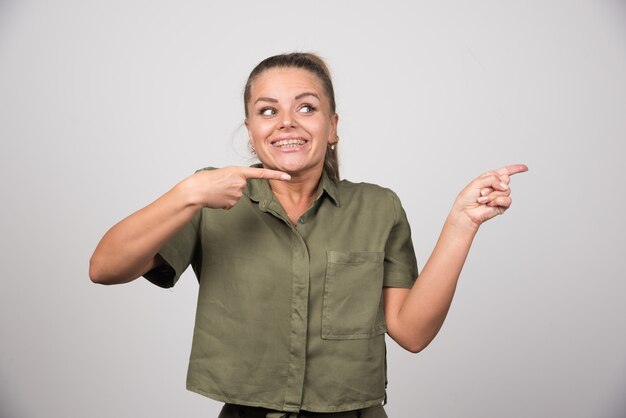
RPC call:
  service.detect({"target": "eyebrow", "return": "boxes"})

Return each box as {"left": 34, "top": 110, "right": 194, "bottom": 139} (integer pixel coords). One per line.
{"left": 295, "top": 92, "right": 320, "bottom": 101}
{"left": 254, "top": 97, "right": 278, "bottom": 104}
{"left": 254, "top": 92, "right": 320, "bottom": 105}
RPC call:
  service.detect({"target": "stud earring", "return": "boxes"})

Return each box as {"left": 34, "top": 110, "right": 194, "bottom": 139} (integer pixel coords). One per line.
{"left": 330, "top": 136, "right": 339, "bottom": 151}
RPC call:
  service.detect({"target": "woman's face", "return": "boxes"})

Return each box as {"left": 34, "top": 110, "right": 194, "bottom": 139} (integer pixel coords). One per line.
{"left": 245, "top": 67, "right": 338, "bottom": 178}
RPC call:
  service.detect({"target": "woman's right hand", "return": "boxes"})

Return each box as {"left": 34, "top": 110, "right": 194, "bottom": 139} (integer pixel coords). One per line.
{"left": 183, "top": 166, "right": 291, "bottom": 210}
{"left": 89, "top": 166, "right": 290, "bottom": 285}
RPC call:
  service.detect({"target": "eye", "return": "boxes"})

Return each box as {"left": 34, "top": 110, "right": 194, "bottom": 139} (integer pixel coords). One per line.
{"left": 298, "top": 104, "right": 316, "bottom": 114}
{"left": 260, "top": 107, "right": 276, "bottom": 116}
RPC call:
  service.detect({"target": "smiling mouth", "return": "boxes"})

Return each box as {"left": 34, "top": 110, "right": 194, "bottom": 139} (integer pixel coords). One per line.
{"left": 272, "top": 139, "right": 307, "bottom": 148}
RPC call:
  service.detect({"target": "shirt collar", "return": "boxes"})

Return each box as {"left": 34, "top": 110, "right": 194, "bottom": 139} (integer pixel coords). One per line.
{"left": 244, "top": 164, "right": 340, "bottom": 207}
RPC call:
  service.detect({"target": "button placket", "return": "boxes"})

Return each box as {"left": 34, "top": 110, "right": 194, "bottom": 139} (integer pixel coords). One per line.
{"left": 282, "top": 228, "right": 310, "bottom": 410}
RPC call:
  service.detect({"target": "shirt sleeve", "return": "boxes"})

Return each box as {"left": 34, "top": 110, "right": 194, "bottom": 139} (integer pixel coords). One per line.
{"left": 383, "top": 190, "right": 419, "bottom": 288}
{"left": 143, "top": 211, "right": 202, "bottom": 288}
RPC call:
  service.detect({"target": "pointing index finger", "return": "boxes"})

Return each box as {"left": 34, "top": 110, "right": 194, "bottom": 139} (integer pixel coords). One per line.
{"left": 495, "top": 164, "right": 529, "bottom": 177}
{"left": 242, "top": 167, "right": 291, "bottom": 181}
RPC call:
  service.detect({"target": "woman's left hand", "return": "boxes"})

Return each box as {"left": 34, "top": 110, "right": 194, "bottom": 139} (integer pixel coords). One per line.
{"left": 385, "top": 163, "right": 527, "bottom": 352}
{"left": 451, "top": 164, "right": 528, "bottom": 229}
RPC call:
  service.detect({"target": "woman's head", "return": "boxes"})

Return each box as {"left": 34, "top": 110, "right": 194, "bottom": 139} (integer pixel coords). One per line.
{"left": 244, "top": 53, "right": 339, "bottom": 182}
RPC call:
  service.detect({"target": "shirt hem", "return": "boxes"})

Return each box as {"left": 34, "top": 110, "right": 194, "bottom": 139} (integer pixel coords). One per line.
{"left": 186, "top": 384, "right": 385, "bottom": 413}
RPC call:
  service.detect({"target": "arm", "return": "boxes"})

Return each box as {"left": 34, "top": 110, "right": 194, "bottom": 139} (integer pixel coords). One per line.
{"left": 89, "top": 166, "right": 290, "bottom": 285}
{"left": 384, "top": 164, "right": 528, "bottom": 353}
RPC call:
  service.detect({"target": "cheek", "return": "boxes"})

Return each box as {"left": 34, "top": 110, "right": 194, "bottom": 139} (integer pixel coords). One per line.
{"left": 248, "top": 122, "right": 271, "bottom": 141}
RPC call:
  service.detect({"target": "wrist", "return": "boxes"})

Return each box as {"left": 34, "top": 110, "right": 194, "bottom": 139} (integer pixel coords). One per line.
{"left": 172, "top": 175, "right": 205, "bottom": 211}
{"left": 444, "top": 210, "right": 480, "bottom": 237}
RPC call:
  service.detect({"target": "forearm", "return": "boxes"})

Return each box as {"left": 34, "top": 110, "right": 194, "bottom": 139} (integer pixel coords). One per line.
{"left": 385, "top": 164, "right": 526, "bottom": 352}
{"left": 391, "top": 214, "right": 478, "bottom": 351}
{"left": 89, "top": 180, "right": 201, "bottom": 285}
{"left": 89, "top": 166, "right": 292, "bottom": 285}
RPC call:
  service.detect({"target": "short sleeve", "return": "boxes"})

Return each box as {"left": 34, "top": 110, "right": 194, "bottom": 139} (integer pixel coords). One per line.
{"left": 383, "top": 190, "right": 419, "bottom": 288}
{"left": 143, "top": 211, "right": 202, "bottom": 288}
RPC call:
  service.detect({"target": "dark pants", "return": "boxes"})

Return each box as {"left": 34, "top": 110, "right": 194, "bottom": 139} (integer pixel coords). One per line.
{"left": 218, "top": 403, "right": 388, "bottom": 418}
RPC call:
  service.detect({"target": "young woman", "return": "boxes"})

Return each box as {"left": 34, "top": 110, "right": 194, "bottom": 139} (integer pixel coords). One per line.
{"left": 90, "top": 53, "right": 527, "bottom": 418}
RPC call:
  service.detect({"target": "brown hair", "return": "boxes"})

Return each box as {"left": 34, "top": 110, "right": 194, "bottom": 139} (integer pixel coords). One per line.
{"left": 244, "top": 52, "right": 339, "bottom": 182}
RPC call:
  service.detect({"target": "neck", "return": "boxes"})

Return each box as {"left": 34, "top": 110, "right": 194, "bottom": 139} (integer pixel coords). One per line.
{"left": 268, "top": 167, "right": 323, "bottom": 224}
{"left": 269, "top": 168, "right": 321, "bottom": 203}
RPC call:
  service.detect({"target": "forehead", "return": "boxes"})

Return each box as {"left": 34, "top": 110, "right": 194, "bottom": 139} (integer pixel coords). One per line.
{"left": 250, "top": 67, "right": 325, "bottom": 99}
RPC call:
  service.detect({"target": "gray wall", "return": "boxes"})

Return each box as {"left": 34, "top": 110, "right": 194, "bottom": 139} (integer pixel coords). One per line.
{"left": 1, "top": 1, "right": 625, "bottom": 417}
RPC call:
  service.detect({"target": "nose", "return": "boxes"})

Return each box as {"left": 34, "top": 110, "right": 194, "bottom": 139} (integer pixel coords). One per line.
{"left": 279, "top": 113, "right": 298, "bottom": 128}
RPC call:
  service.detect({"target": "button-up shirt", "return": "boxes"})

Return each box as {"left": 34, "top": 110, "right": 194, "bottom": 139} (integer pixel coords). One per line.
{"left": 145, "top": 168, "right": 418, "bottom": 413}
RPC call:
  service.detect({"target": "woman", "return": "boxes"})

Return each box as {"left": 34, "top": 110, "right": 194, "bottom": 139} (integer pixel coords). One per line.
{"left": 90, "top": 52, "right": 527, "bottom": 418}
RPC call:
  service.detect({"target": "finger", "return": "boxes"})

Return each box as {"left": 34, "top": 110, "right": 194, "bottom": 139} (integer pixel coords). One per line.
{"left": 479, "top": 171, "right": 498, "bottom": 179}
{"left": 241, "top": 167, "right": 291, "bottom": 181}
{"left": 480, "top": 187, "right": 493, "bottom": 197}
{"left": 483, "top": 174, "right": 510, "bottom": 192}
{"left": 489, "top": 205, "right": 507, "bottom": 218}
{"left": 493, "top": 164, "right": 528, "bottom": 177}
{"left": 469, "top": 205, "right": 506, "bottom": 224}
{"left": 487, "top": 195, "right": 512, "bottom": 208}
{"left": 477, "top": 190, "right": 510, "bottom": 204}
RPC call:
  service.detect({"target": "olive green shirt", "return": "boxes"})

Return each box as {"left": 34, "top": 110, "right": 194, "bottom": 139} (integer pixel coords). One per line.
{"left": 145, "top": 168, "right": 418, "bottom": 413}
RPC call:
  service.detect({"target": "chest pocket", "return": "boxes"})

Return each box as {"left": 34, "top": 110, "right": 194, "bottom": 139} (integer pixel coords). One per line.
{"left": 321, "top": 251, "right": 386, "bottom": 340}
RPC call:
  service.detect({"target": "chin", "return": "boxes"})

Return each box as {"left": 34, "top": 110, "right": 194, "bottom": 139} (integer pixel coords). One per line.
{"left": 261, "top": 154, "right": 323, "bottom": 176}
{"left": 269, "top": 159, "right": 308, "bottom": 173}
{"left": 277, "top": 165, "right": 304, "bottom": 175}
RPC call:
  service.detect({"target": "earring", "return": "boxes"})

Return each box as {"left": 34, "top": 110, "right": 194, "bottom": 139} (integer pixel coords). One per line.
{"left": 330, "top": 136, "right": 339, "bottom": 151}
{"left": 249, "top": 143, "right": 256, "bottom": 155}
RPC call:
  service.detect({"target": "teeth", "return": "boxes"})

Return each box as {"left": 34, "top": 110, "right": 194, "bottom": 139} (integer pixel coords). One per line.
{"left": 274, "top": 139, "right": 306, "bottom": 148}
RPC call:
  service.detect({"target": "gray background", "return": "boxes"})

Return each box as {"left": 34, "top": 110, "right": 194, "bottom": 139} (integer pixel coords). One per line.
{"left": 1, "top": 1, "right": 625, "bottom": 417}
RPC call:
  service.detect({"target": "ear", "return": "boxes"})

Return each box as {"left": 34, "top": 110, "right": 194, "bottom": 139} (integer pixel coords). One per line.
{"left": 244, "top": 119, "right": 252, "bottom": 141}
{"left": 327, "top": 113, "right": 339, "bottom": 144}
